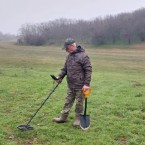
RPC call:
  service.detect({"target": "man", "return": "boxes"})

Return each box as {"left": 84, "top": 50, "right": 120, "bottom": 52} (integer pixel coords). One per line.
{"left": 52, "top": 38, "right": 92, "bottom": 127}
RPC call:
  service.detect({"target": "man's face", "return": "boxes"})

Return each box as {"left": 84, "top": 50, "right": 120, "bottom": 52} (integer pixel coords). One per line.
{"left": 66, "top": 44, "right": 77, "bottom": 53}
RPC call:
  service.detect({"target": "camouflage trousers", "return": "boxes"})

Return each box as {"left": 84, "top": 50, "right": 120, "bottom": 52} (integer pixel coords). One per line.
{"left": 61, "top": 88, "right": 84, "bottom": 117}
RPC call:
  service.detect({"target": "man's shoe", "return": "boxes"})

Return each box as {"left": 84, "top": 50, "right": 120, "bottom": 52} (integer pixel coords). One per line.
{"left": 52, "top": 114, "right": 68, "bottom": 123}
{"left": 73, "top": 118, "right": 80, "bottom": 126}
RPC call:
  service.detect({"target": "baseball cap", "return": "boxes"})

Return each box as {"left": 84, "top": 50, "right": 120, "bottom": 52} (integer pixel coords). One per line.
{"left": 63, "top": 38, "right": 75, "bottom": 49}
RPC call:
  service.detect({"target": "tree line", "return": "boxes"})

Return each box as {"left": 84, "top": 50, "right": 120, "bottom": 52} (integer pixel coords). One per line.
{"left": 18, "top": 8, "right": 145, "bottom": 46}
{"left": 0, "top": 32, "right": 16, "bottom": 42}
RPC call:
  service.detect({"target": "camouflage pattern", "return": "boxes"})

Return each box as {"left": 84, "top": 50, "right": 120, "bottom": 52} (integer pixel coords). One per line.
{"left": 58, "top": 45, "right": 92, "bottom": 89}
{"left": 61, "top": 88, "right": 84, "bottom": 117}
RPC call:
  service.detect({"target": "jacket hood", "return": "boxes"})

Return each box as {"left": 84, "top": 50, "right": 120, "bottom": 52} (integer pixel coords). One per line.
{"left": 77, "top": 45, "right": 85, "bottom": 52}
{"left": 71, "top": 45, "right": 85, "bottom": 54}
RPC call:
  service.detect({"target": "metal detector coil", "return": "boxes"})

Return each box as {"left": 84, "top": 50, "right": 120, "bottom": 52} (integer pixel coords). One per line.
{"left": 17, "top": 125, "right": 34, "bottom": 131}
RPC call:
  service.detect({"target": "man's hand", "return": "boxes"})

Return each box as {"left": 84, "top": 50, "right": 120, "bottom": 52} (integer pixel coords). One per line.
{"left": 50, "top": 75, "right": 62, "bottom": 83}
{"left": 55, "top": 76, "right": 62, "bottom": 84}
{"left": 82, "top": 85, "right": 92, "bottom": 98}
{"left": 82, "top": 85, "right": 90, "bottom": 91}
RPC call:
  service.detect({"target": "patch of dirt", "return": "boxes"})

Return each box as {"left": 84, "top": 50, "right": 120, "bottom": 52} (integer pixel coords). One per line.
{"left": 131, "top": 81, "right": 145, "bottom": 87}
{"left": 116, "top": 136, "right": 128, "bottom": 145}
{"left": 135, "top": 93, "right": 143, "bottom": 97}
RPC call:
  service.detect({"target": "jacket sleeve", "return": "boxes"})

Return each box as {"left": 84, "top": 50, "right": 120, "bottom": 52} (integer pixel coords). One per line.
{"left": 82, "top": 55, "right": 92, "bottom": 86}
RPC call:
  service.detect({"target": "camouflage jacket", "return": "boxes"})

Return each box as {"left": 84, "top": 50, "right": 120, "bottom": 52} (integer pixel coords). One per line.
{"left": 58, "top": 46, "right": 92, "bottom": 89}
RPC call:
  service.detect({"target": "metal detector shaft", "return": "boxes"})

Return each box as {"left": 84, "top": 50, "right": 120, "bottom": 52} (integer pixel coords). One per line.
{"left": 26, "top": 82, "right": 60, "bottom": 125}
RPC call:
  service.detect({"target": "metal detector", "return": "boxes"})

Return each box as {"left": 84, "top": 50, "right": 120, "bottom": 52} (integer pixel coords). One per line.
{"left": 17, "top": 75, "right": 60, "bottom": 131}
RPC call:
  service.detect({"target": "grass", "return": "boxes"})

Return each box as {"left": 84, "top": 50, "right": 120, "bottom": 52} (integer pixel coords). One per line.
{"left": 0, "top": 42, "right": 145, "bottom": 145}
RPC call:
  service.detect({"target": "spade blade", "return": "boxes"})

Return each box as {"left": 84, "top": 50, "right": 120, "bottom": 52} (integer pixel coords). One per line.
{"left": 80, "top": 114, "right": 90, "bottom": 130}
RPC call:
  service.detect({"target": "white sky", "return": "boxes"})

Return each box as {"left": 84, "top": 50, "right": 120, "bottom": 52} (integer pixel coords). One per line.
{"left": 0, "top": 0, "right": 145, "bottom": 34}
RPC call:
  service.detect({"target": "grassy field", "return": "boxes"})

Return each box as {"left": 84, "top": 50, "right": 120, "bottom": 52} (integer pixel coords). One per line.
{"left": 0, "top": 42, "right": 145, "bottom": 145}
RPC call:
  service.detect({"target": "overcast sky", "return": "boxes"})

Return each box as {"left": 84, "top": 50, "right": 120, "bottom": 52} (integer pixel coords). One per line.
{"left": 0, "top": 0, "right": 145, "bottom": 34}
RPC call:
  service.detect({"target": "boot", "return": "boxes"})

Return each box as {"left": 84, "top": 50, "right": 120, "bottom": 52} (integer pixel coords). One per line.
{"left": 52, "top": 114, "right": 68, "bottom": 123}
{"left": 73, "top": 116, "right": 80, "bottom": 127}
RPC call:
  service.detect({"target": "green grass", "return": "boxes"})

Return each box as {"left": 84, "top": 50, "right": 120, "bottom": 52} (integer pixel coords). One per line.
{"left": 0, "top": 42, "right": 145, "bottom": 145}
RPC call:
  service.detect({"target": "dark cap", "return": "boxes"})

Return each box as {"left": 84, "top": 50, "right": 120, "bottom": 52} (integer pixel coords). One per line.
{"left": 63, "top": 38, "right": 75, "bottom": 49}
